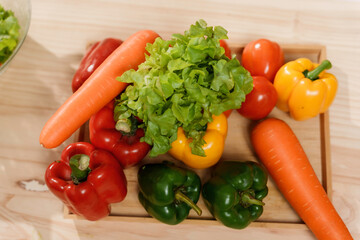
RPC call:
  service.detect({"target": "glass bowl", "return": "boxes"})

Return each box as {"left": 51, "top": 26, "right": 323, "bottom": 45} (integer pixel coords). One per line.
{"left": 0, "top": 0, "right": 31, "bottom": 75}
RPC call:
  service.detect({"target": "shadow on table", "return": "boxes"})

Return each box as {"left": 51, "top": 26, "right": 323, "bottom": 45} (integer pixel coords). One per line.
{"left": 0, "top": 35, "right": 85, "bottom": 240}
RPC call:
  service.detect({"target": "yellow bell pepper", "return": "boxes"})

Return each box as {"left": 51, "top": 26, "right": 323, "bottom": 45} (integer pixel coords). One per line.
{"left": 274, "top": 58, "right": 337, "bottom": 121}
{"left": 168, "top": 113, "right": 228, "bottom": 169}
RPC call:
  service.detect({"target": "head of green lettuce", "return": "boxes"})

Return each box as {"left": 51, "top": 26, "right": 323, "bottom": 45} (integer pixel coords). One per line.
{"left": 114, "top": 19, "right": 253, "bottom": 157}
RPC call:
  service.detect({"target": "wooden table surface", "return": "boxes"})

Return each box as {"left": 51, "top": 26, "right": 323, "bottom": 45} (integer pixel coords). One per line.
{"left": 1, "top": 0, "right": 359, "bottom": 239}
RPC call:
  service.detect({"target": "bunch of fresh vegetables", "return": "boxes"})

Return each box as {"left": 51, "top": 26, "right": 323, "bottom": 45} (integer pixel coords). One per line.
{"left": 39, "top": 30, "right": 160, "bottom": 149}
{"left": 114, "top": 19, "right": 253, "bottom": 164}
{"left": 137, "top": 160, "right": 269, "bottom": 228}
{"left": 42, "top": 30, "right": 159, "bottom": 221}
{"left": 238, "top": 38, "right": 337, "bottom": 122}
{"left": 70, "top": 37, "right": 152, "bottom": 169}
{"left": 39, "top": 19, "right": 353, "bottom": 239}
{"left": 236, "top": 39, "right": 281, "bottom": 120}
{"left": 239, "top": 40, "right": 349, "bottom": 239}
{"left": 0, "top": 4, "right": 20, "bottom": 65}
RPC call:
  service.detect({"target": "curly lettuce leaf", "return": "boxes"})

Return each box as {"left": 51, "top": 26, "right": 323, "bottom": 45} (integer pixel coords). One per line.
{"left": 0, "top": 5, "right": 20, "bottom": 64}
{"left": 115, "top": 19, "right": 253, "bottom": 157}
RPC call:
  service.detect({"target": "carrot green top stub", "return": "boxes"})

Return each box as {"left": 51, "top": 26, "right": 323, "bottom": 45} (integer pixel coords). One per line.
{"left": 0, "top": 5, "right": 20, "bottom": 65}
{"left": 115, "top": 20, "right": 253, "bottom": 157}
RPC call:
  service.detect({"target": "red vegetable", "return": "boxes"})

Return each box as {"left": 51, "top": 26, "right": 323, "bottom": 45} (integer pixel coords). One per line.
{"left": 39, "top": 30, "right": 160, "bottom": 148}
{"left": 45, "top": 142, "right": 127, "bottom": 221}
{"left": 237, "top": 76, "right": 277, "bottom": 120}
{"left": 219, "top": 39, "right": 233, "bottom": 118}
{"left": 251, "top": 118, "right": 353, "bottom": 240}
{"left": 219, "top": 39, "right": 231, "bottom": 59}
{"left": 89, "top": 100, "right": 151, "bottom": 168}
{"left": 241, "top": 39, "right": 284, "bottom": 83}
{"left": 72, "top": 38, "right": 123, "bottom": 92}
{"left": 222, "top": 109, "right": 232, "bottom": 118}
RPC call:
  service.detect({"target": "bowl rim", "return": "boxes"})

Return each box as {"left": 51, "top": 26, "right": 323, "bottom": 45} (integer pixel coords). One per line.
{"left": 0, "top": 0, "right": 32, "bottom": 73}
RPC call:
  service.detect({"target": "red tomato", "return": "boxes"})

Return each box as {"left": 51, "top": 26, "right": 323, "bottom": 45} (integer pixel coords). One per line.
{"left": 241, "top": 39, "right": 284, "bottom": 83}
{"left": 223, "top": 109, "right": 232, "bottom": 118}
{"left": 237, "top": 76, "right": 277, "bottom": 120}
{"left": 220, "top": 39, "right": 232, "bottom": 59}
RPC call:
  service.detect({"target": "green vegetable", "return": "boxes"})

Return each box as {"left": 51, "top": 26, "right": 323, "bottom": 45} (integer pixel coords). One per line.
{"left": 202, "top": 161, "right": 268, "bottom": 229}
{"left": 115, "top": 19, "right": 253, "bottom": 157}
{"left": 137, "top": 161, "right": 202, "bottom": 225}
{"left": 0, "top": 5, "right": 20, "bottom": 64}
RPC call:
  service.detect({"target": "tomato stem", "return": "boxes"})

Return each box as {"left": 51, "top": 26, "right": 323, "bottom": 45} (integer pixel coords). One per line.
{"left": 115, "top": 115, "right": 139, "bottom": 135}
{"left": 115, "top": 119, "right": 132, "bottom": 133}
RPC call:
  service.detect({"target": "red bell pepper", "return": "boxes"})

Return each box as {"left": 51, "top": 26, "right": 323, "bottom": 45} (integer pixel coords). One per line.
{"left": 72, "top": 38, "right": 123, "bottom": 92}
{"left": 44, "top": 142, "right": 127, "bottom": 221}
{"left": 89, "top": 100, "right": 151, "bottom": 168}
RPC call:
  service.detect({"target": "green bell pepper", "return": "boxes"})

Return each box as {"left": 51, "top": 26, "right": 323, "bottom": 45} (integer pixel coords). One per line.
{"left": 137, "top": 162, "right": 202, "bottom": 225}
{"left": 202, "top": 161, "right": 268, "bottom": 229}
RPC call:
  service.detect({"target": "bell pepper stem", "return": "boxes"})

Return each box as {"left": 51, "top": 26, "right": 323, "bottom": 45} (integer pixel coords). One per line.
{"left": 175, "top": 190, "right": 202, "bottom": 216}
{"left": 115, "top": 115, "right": 139, "bottom": 135}
{"left": 69, "top": 154, "right": 91, "bottom": 185}
{"left": 241, "top": 191, "right": 265, "bottom": 207}
{"left": 305, "top": 60, "right": 332, "bottom": 80}
{"left": 115, "top": 118, "right": 132, "bottom": 133}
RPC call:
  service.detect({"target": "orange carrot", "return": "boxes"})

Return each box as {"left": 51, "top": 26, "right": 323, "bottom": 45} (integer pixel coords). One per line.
{"left": 40, "top": 30, "right": 160, "bottom": 148}
{"left": 251, "top": 118, "right": 352, "bottom": 240}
